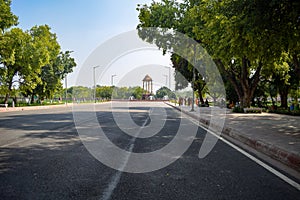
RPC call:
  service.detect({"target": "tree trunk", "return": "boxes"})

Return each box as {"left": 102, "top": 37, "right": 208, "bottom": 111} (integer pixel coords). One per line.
{"left": 195, "top": 84, "right": 205, "bottom": 106}
{"left": 240, "top": 82, "right": 258, "bottom": 108}
{"left": 4, "top": 77, "right": 14, "bottom": 104}
{"left": 215, "top": 58, "right": 262, "bottom": 109}
{"left": 30, "top": 94, "right": 35, "bottom": 104}
{"left": 292, "top": 54, "right": 300, "bottom": 81}
{"left": 241, "top": 92, "right": 252, "bottom": 108}
{"left": 194, "top": 80, "right": 205, "bottom": 105}
{"left": 279, "top": 88, "right": 289, "bottom": 109}
{"left": 13, "top": 96, "right": 17, "bottom": 106}
{"left": 251, "top": 97, "right": 256, "bottom": 107}
{"left": 4, "top": 93, "right": 9, "bottom": 104}
{"left": 199, "top": 92, "right": 204, "bottom": 105}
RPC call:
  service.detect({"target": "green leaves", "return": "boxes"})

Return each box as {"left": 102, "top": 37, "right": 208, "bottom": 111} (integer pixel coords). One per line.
{"left": 96, "top": 86, "right": 114, "bottom": 100}
{"left": 111, "top": 86, "right": 146, "bottom": 100}
{"left": 0, "top": 0, "right": 18, "bottom": 32}
{"left": 0, "top": 28, "right": 31, "bottom": 95}
{"left": 156, "top": 86, "right": 176, "bottom": 99}
{"left": 0, "top": 2, "right": 76, "bottom": 103}
{"left": 136, "top": 0, "right": 299, "bottom": 108}
{"left": 33, "top": 51, "right": 76, "bottom": 100}
{"left": 17, "top": 25, "right": 61, "bottom": 95}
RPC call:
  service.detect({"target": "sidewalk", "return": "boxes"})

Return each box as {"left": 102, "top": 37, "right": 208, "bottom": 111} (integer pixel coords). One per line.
{"left": 0, "top": 103, "right": 73, "bottom": 112}
{"left": 166, "top": 102, "right": 300, "bottom": 174}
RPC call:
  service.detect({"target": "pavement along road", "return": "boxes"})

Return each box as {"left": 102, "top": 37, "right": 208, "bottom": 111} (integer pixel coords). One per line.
{"left": 0, "top": 102, "right": 299, "bottom": 200}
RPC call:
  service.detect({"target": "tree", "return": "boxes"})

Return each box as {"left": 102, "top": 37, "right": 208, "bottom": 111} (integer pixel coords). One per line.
{"left": 267, "top": 53, "right": 292, "bottom": 108}
{"left": 156, "top": 86, "right": 176, "bottom": 99}
{"left": 19, "top": 25, "right": 62, "bottom": 103}
{"left": 137, "top": 0, "right": 299, "bottom": 108}
{"left": 0, "top": 2, "right": 76, "bottom": 104}
{"left": 137, "top": 0, "right": 209, "bottom": 103}
{"left": 0, "top": 28, "right": 31, "bottom": 104}
{"left": 194, "top": 0, "right": 279, "bottom": 108}
{"left": 34, "top": 51, "right": 76, "bottom": 101}
{"left": 0, "top": 0, "right": 18, "bottom": 33}
{"left": 111, "top": 86, "right": 145, "bottom": 100}
{"left": 171, "top": 53, "right": 207, "bottom": 104}
{"left": 224, "top": 79, "right": 239, "bottom": 106}
{"left": 0, "top": 24, "right": 71, "bottom": 104}
{"left": 112, "top": 87, "right": 130, "bottom": 99}
{"left": 252, "top": 80, "right": 268, "bottom": 108}
{"left": 68, "top": 86, "right": 92, "bottom": 101}
{"left": 261, "top": 0, "right": 300, "bottom": 84}
{"left": 96, "top": 86, "right": 113, "bottom": 100}
{"left": 132, "top": 86, "right": 145, "bottom": 100}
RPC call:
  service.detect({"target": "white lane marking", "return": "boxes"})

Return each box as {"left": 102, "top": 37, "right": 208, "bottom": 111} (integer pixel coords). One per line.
{"left": 186, "top": 115, "right": 300, "bottom": 191}
{"left": 100, "top": 115, "right": 150, "bottom": 200}
{"left": 0, "top": 138, "right": 31, "bottom": 148}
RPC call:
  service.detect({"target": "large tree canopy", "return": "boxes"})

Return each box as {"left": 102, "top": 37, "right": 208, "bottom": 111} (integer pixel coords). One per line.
{"left": 0, "top": 25, "right": 65, "bottom": 103}
{"left": 137, "top": 0, "right": 300, "bottom": 108}
{"left": 156, "top": 86, "right": 176, "bottom": 99}
{"left": 137, "top": 0, "right": 210, "bottom": 104}
{"left": 0, "top": 1, "right": 76, "bottom": 104}
{"left": 0, "top": 28, "right": 31, "bottom": 102}
{"left": 32, "top": 50, "right": 76, "bottom": 101}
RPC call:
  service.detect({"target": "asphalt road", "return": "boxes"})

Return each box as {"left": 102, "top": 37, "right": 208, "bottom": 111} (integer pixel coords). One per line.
{"left": 0, "top": 102, "right": 299, "bottom": 200}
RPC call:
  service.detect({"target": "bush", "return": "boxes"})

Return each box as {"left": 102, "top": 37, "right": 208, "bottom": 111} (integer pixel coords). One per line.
{"left": 232, "top": 106, "right": 244, "bottom": 113}
{"left": 232, "top": 107, "right": 263, "bottom": 114}
{"left": 267, "top": 107, "right": 300, "bottom": 116}
{"left": 244, "top": 108, "right": 262, "bottom": 113}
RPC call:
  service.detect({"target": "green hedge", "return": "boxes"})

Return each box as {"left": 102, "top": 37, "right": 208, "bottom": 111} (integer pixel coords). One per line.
{"left": 268, "top": 109, "right": 300, "bottom": 116}
{"left": 232, "top": 106, "right": 244, "bottom": 113}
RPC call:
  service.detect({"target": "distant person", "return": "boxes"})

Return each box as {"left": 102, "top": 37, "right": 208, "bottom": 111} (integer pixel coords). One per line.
{"left": 205, "top": 99, "right": 209, "bottom": 107}
{"left": 221, "top": 99, "right": 225, "bottom": 108}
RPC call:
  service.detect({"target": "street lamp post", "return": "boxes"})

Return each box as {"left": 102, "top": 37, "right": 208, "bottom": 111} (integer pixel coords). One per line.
{"left": 191, "top": 44, "right": 196, "bottom": 112}
{"left": 111, "top": 74, "right": 117, "bottom": 86}
{"left": 298, "top": 86, "right": 300, "bottom": 105}
{"left": 93, "top": 65, "right": 101, "bottom": 103}
{"left": 65, "top": 74, "right": 68, "bottom": 105}
{"left": 191, "top": 67, "right": 195, "bottom": 112}
{"left": 163, "top": 75, "right": 168, "bottom": 87}
{"left": 165, "top": 66, "right": 171, "bottom": 89}
{"left": 64, "top": 50, "right": 74, "bottom": 106}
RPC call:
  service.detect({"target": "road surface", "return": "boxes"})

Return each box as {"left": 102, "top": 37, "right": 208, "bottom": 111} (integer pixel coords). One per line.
{"left": 0, "top": 102, "right": 299, "bottom": 199}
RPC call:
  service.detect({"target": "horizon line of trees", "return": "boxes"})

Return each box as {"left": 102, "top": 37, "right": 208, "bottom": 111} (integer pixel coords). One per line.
{"left": 68, "top": 85, "right": 176, "bottom": 101}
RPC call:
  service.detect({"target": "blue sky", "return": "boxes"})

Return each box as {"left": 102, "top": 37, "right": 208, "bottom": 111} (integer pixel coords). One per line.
{"left": 11, "top": 0, "right": 152, "bottom": 63}
{"left": 12, "top": 0, "right": 150, "bottom": 41}
{"left": 11, "top": 0, "right": 174, "bottom": 89}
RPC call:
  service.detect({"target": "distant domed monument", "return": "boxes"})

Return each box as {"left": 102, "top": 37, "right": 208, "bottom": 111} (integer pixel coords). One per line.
{"left": 142, "top": 74, "right": 153, "bottom": 100}
{"left": 142, "top": 74, "right": 153, "bottom": 94}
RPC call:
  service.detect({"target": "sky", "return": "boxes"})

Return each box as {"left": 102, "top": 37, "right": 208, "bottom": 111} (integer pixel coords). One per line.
{"left": 11, "top": 0, "right": 176, "bottom": 91}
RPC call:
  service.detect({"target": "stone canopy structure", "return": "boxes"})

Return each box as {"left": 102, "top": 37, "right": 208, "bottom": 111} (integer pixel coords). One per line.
{"left": 142, "top": 74, "right": 153, "bottom": 94}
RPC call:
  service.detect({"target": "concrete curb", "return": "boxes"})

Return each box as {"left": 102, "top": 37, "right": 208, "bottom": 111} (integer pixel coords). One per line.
{"left": 166, "top": 102, "right": 300, "bottom": 173}
{"left": 0, "top": 101, "right": 113, "bottom": 113}
{"left": 0, "top": 103, "right": 73, "bottom": 112}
